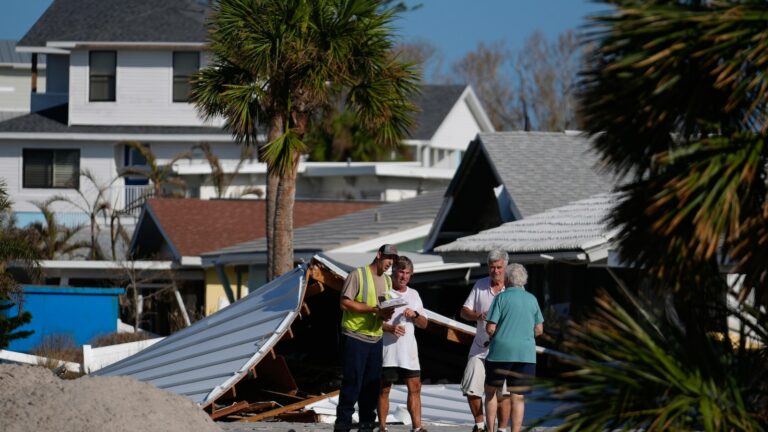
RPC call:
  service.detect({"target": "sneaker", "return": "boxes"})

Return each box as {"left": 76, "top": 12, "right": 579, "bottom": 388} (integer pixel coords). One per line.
{"left": 412, "top": 428, "right": 428, "bottom": 432}
{"left": 359, "top": 422, "right": 376, "bottom": 432}
{"left": 334, "top": 422, "right": 352, "bottom": 432}
{"left": 471, "top": 426, "right": 486, "bottom": 432}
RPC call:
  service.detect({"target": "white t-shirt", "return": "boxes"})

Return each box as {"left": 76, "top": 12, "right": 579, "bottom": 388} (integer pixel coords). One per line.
{"left": 382, "top": 287, "right": 426, "bottom": 371}
{"left": 462, "top": 277, "right": 504, "bottom": 359}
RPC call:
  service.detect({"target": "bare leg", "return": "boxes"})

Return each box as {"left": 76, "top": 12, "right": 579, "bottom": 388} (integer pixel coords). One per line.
{"left": 404, "top": 376, "right": 422, "bottom": 429}
{"left": 497, "top": 392, "right": 511, "bottom": 430}
{"left": 510, "top": 394, "right": 525, "bottom": 432}
{"left": 467, "top": 395, "right": 484, "bottom": 425}
{"left": 484, "top": 385, "right": 499, "bottom": 432}
{"left": 378, "top": 380, "right": 392, "bottom": 430}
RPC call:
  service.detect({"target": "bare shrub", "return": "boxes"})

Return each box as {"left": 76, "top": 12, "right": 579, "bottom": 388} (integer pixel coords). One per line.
{"left": 90, "top": 331, "right": 150, "bottom": 347}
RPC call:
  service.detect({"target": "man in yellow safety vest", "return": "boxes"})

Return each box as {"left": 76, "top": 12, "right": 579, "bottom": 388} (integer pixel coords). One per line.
{"left": 335, "top": 244, "right": 398, "bottom": 432}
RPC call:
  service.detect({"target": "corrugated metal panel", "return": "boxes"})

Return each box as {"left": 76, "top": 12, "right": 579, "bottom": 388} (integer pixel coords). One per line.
{"left": 435, "top": 193, "right": 619, "bottom": 255}
{"left": 0, "top": 40, "right": 30, "bottom": 65}
{"left": 95, "top": 266, "right": 305, "bottom": 407}
{"left": 307, "top": 384, "right": 561, "bottom": 427}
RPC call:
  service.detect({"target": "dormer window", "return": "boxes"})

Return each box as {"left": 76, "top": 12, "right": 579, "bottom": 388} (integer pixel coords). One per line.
{"left": 173, "top": 51, "right": 200, "bottom": 102}
{"left": 89, "top": 51, "right": 116, "bottom": 102}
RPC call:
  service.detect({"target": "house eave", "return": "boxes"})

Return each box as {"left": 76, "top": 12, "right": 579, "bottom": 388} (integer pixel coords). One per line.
{"left": 46, "top": 41, "right": 208, "bottom": 50}
{"left": 0, "top": 132, "right": 232, "bottom": 142}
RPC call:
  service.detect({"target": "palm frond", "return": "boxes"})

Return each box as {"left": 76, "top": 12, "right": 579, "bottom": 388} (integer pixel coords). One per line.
{"left": 534, "top": 290, "right": 767, "bottom": 431}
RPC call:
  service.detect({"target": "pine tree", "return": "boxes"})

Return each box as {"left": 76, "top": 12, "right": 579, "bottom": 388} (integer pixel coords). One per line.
{"left": 0, "top": 300, "right": 33, "bottom": 349}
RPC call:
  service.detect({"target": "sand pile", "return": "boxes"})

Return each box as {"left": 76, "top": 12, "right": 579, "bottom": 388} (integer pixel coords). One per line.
{"left": 0, "top": 364, "right": 222, "bottom": 432}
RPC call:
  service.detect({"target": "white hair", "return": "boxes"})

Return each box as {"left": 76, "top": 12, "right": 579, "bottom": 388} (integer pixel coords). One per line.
{"left": 506, "top": 263, "right": 528, "bottom": 287}
{"left": 486, "top": 249, "right": 509, "bottom": 265}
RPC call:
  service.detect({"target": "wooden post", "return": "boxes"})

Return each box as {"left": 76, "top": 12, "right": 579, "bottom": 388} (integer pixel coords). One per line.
{"left": 173, "top": 281, "right": 191, "bottom": 327}
{"left": 31, "top": 53, "right": 38, "bottom": 93}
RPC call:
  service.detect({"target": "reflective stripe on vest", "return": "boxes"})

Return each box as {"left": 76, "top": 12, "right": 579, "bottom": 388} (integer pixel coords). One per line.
{"left": 341, "top": 265, "right": 391, "bottom": 337}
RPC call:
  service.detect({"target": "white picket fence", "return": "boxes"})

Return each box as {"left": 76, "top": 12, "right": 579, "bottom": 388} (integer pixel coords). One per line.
{"left": 82, "top": 337, "right": 164, "bottom": 373}
{"left": 1, "top": 337, "right": 164, "bottom": 374}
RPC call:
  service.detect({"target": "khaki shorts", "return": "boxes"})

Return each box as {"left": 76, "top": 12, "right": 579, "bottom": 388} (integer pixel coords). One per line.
{"left": 460, "top": 356, "right": 508, "bottom": 397}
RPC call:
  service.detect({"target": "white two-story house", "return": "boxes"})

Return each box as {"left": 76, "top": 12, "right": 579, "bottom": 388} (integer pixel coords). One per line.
{"left": 0, "top": 0, "right": 494, "bottom": 227}
{"left": 0, "top": 0, "right": 237, "bottom": 226}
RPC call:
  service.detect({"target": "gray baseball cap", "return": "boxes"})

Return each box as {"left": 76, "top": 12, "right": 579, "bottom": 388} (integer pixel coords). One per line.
{"left": 378, "top": 244, "right": 398, "bottom": 257}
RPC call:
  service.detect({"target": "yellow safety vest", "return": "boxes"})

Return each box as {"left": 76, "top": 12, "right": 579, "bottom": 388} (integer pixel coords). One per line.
{"left": 341, "top": 265, "right": 392, "bottom": 337}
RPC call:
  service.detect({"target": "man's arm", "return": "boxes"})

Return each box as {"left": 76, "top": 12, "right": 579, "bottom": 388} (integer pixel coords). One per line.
{"left": 460, "top": 306, "right": 485, "bottom": 322}
{"left": 341, "top": 297, "right": 393, "bottom": 320}
{"left": 534, "top": 322, "right": 544, "bottom": 337}
{"left": 404, "top": 308, "right": 428, "bottom": 329}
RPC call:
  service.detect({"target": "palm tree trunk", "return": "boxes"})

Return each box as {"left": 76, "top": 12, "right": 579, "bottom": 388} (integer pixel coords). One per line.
{"left": 273, "top": 154, "right": 299, "bottom": 277}
{"left": 265, "top": 115, "right": 284, "bottom": 280}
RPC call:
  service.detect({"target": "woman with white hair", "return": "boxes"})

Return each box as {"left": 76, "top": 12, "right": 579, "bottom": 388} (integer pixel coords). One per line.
{"left": 483, "top": 264, "right": 544, "bottom": 432}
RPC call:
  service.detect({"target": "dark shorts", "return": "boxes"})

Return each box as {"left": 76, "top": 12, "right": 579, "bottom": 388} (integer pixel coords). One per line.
{"left": 484, "top": 361, "right": 536, "bottom": 394}
{"left": 381, "top": 367, "right": 420, "bottom": 384}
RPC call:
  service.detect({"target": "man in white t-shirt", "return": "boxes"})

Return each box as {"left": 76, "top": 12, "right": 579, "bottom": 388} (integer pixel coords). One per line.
{"left": 378, "top": 256, "right": 428, "bottom": 432}
{"left": 460, "top": 250, "right": 511, "bottom": 432}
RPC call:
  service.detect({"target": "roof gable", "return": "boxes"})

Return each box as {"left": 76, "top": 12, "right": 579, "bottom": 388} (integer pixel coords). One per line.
{"left": 408, "top": 85, "right": 469, "bottom": 140}
{"left": 425, "top": 131, "right": 620, "bottom": 251}
{"left": 131, "top": 198, "right": 381, "bottom": 259}
{"left": 481, "top": 132, "right": 617, "bottom": 218}
{"left": 18, "top": 0, "right": 210, "bottom": 48}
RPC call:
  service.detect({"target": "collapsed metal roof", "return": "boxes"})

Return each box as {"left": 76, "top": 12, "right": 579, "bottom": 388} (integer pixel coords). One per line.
{"left": 95, "top": 266, "right": 305, "bottom": 407}
{"left": 93, "top": 255, "right": 477, "bottom": 415}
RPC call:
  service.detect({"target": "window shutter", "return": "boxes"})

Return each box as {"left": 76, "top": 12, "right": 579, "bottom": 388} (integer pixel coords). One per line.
{"left": 53, "top": 150, "right": 79, "bottom": 188}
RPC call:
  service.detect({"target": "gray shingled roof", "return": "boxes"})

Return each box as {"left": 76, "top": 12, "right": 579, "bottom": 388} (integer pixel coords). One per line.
{"left": 408, "top": 84, "right": 466, "bottom": 140}
{"left": 480, "top": 131, "right": 618, "bottom": 218}
{"left": 204, "top": 190, "right": 445, "bottom": 258}
{"left": 0, "top": 104, "right": 227, "bottom": 135}
{"left": 435, "top": 193, "right": 619, "bottom": 257}
{"left": 18, "top": 0, "right": 209, "bottom": 47}
{"left": 0, "top": 40, "right": 31, "bottom": 65}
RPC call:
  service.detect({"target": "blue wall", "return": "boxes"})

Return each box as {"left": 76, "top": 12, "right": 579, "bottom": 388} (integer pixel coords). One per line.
{"left": 5, "top": 286, "right": 125, "bottom": 353}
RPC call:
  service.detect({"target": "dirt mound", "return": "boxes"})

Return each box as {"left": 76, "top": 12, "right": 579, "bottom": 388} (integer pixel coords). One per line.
{"left": 0, "top": 364, "right": 221, "bottom": 432}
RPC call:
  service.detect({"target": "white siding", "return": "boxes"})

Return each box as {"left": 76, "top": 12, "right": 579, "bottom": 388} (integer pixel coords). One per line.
{"left": 0, "top": 67, "right": 46, "bottom": 112}
{"left": 0, "top": 139, "right": 116, "bottom": 213}
{"left": 0, "top": 139, "right": 241, "bottom": 213}
{"left": 430, "top": 98, "right": 482, "bottom": 153}
{"left": 69, "top": 49, "right": 222, "bottom": 127}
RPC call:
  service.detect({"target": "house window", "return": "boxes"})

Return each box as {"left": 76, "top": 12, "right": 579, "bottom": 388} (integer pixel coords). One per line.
{"left": 124, "top": 143, "right": 149, "bottom": 167}
{"left": 89, "top": 51, "right": 116, "bottom": 102}
{"left": 173, "top": 52, "right": 200, "bottom": 102}
{"left": 23, "top": 149, "right": 80, "bottom": 189}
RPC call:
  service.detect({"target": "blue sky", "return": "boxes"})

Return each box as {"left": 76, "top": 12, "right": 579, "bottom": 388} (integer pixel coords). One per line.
{"left": 0, "top": 0, "right": 604, "bottom": 66}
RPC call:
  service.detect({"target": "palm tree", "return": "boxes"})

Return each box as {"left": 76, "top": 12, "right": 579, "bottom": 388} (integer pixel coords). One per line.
{"left": 52, "top": 169, "right": 117, "bottom": 260}
{"left": 194, "top": 142, "right": 262, "bottom": 198}
{"left": 192, "top": 0, "right": 419, "bottom": 279}
{"left": 28, "top": 199, "right": 89, "bottom": 259}
{"left": 0, "top": 179, "right": 40, "bottom": 348}
{"left": 119, "top": 141, "right": 190, "bottom": 198}
{"left": 579, "top": 0, "right": 768, "bottom": 309}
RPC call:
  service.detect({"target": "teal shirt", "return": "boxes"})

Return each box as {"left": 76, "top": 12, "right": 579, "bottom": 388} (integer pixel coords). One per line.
{"left": 486, "top": 287, "right": 544, "bottom": 363}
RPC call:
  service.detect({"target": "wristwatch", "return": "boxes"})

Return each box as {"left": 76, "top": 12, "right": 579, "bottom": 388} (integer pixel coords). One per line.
{"left": 413, "top": 311, "right": 420, "bottom": 318}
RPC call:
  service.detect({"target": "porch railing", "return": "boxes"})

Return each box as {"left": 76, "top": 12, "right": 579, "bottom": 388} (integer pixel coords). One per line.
{"left": 116, "top": 185, "right": 155, "bottom": 217}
